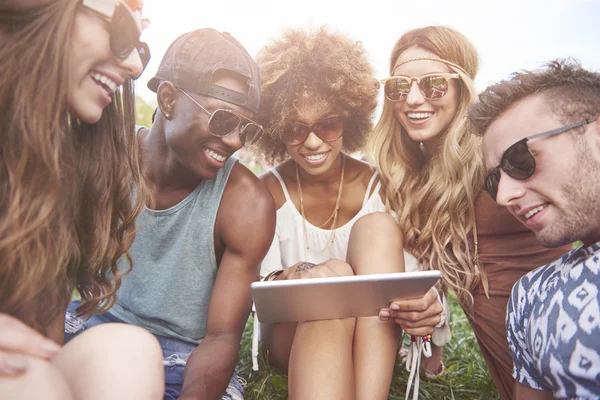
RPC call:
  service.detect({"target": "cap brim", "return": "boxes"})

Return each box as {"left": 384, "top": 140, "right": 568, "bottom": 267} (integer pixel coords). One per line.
{"left": 147, "top": 77, "right": 161, "bottom": 93}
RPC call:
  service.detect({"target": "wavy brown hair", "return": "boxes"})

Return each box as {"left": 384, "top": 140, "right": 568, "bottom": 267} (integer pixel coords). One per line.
{"left": 469, "top": 59, "right": 600, "bottom": 136}
{"left": 253, "top": 26, "right": 380, "bottom": 164}
{"left": 0, "top": 0, "right": 145, "bottom": 334}
{"left": 369, "top": 26, "right": 485, "bottom": 309}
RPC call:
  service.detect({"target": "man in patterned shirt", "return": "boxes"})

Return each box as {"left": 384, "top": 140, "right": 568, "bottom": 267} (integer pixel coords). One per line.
{"left": 467, "top": 59, "right": 600, "bottom": 399}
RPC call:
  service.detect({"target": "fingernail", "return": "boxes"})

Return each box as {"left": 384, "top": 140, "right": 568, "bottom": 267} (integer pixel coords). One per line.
{"left": 391, "top": 304, "right": 400, "bottom": 311}
{"left": 40, "top": 340, "right": 61, "bottom": 357}
{"left": 5, "top": 355, "right": 28, "bottom": 372}
{"left": 379, "top": 311, "right": 390, "bottom": 320}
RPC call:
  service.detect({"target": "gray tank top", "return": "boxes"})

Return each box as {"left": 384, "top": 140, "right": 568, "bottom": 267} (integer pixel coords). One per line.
{"left": 110, "top": 157, "right": 237, "bottom": 344}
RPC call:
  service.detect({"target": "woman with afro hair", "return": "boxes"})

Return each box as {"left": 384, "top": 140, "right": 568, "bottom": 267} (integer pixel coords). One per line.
{"left": 252, "top": 26, "right": 444, "bottom": 399}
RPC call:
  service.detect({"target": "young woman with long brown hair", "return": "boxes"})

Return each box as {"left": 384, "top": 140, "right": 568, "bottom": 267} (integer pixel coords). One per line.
{"left": 366, "top": 26, "right": 571, "bottom": 399}
{"left": 0, "top": 0, "right": 163, "bottom": 398}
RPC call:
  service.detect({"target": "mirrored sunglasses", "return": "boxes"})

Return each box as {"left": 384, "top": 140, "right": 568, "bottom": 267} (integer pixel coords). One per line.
{"left": 282, "top": 116, "right": 344, "bottom": 145}
{"left": 381, "top": 73, "right": 460, "bottom": 101}
{"left": 179, "top": 89, "right": 264, "bottom": 148}
{"left": 485, "top": 118, "right": 598, "bottom": 200}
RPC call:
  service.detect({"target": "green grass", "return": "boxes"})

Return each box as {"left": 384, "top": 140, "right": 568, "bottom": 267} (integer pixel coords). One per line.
{"left": 237, "top": 297, "right": 500, "bottom": 400}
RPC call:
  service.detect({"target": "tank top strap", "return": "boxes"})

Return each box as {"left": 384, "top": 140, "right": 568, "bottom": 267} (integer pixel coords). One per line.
{"left": 271, "top": 169, "right": 293, "bottom": 204}
{"left": 363, "top": 171, "right": 380, "bottom": 207}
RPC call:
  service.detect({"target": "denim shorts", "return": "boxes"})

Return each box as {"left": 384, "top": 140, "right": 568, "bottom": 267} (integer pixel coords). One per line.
{"left": 65, "top": 301, "right": 244, "bottom": 400}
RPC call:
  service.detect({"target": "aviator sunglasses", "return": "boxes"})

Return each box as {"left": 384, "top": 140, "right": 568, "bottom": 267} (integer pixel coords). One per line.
{"left": 178, "top": 88, "right": 264, "bottom": 148}
{"left": 82, "top": 0, "right": 151, "bottom": 77}
{"left": 485, "top": 117, "right": 598, "bottom": 201}
{"left": 282, "top": 116, "right": 345, "bottom": 145}
{"left": 381, "top": 73, "right": 460, "bottom": 102}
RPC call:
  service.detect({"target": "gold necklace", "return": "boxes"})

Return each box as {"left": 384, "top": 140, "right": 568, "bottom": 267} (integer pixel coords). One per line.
{"left": 296, "top": 156, "right": 345, "bottom": 260}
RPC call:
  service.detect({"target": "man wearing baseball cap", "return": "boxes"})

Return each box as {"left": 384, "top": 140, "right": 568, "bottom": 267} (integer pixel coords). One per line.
{"left": 65, "top": 29, "right": 276, "bottom": 400}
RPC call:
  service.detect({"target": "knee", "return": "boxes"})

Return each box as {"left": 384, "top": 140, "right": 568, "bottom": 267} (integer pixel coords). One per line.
{"left": 321, "top": 259, "right": 354, "bottom": 277}
{"left": 351, "top": 212, "right": 404, "bottom": 249}
{"left": 353, "top": 212, "right": 399, "bottom": 237}
{"left": 0, "top": 357, "right": 73, "bottom": 400}
{"left": 57, "top": 323, "right": 164, "bottom": 386}
{"left": 92, "top": 323, "right": 163, "bottom": 366}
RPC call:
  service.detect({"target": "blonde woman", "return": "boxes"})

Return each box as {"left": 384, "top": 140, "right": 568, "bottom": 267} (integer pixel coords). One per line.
{"left": 366, "top": 26, "right": 571, "bottom": 399}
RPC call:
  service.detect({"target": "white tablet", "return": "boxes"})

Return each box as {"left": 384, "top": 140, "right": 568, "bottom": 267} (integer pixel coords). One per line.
{"left": 252, "top": 270, "right": 442, "bottom": 324}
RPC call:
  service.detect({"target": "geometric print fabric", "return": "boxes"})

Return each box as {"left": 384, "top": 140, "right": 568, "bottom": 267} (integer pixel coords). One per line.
{"left": 507, "top": 243, "right": 600, "bottom": 399}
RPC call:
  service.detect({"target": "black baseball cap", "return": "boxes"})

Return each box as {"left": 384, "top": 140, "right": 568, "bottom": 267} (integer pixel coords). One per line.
{"left": 147, "top": 28, "right": 260, "bottom": 114}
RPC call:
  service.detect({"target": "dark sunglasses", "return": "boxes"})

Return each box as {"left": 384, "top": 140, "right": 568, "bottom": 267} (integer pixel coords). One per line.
{"left": 485, "top": 117, "right": 598, "bottom": 200}
{"left": 179, "top": 88, "right": 264, "bottom": 148}
{"left": 381, "top": 73, "right": 460, "bottom": 102}
{"left": 82, "top": 0, "right": 151, "bottom": 77}
{"left": 282, "top": 116, "right": 344, "bottom": 145}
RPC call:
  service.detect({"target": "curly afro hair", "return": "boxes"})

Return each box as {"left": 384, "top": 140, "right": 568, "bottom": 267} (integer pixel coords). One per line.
{"left": 253, "top": 26, "right": 380, "bottom": 164}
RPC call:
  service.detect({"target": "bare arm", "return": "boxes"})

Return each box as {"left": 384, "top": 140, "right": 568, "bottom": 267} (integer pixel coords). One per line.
{"left": 178, "top": 165, "right": 276, "bottom": 400}
{"left": 514, "top": 382, "right": 553, "bottom": 400}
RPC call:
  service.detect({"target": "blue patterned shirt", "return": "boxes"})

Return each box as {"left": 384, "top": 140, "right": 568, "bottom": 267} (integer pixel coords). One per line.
{"left": 507, "top": 242, "right": 600, "bottom": 399}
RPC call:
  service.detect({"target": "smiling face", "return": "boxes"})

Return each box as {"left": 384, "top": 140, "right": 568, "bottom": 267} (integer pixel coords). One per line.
{"left": 162, "top": 74, "right": 254, "bottom": 181}
{"left": 285, "top": 96, "right": 344, "bottom": 177}
{"left": 482, "top": 94, "right": 600, "bottom": 247}
{"left": 68, "top": 0, "right": 144, "bottom": 123}
{"left": 391, "top": 46, "right": 461, "bottom": 150}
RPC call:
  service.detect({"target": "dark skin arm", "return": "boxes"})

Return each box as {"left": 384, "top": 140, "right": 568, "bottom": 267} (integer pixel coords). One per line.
{"left": 514, "top": 382, "right": 553, "bottom": 400}
{"left": 178, "top": 164, "right": 276, "bottom": 400}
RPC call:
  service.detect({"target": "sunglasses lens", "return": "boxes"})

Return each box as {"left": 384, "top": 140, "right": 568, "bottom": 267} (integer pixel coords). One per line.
{"left": 419, "top": 76, "right": 449, "bottom": 100}
{"left": 484, "top": 172, "right": 500, "bottom": 201}
{"left": 486, "top": 141, "right": 537, "bottom": 201}
{"left": 209, "top": 110, "right": 241, "bottom": 136}
{"left": 109, "top": 4, "right": 140, "bottom": 59}
{"left": 384, "top": 77, "right": 410, "bottom": 101}
{"left": 241, "top": 124, "right": 263, "bottom": 147}
{"left": 314, "top": 117, "right": 344, "bottom": 141}
{"left": 283, "top": 124, "right": 310, "bottom": 145}
{"left": 502, "top": 142, "right": 536, "bottom": 180}
{"left": 137, "top": 42, "right": 151, "bottom": 71}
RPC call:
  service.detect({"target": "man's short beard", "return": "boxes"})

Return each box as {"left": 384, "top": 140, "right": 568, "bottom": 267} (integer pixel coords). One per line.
{"left": 542, "top": 137, "right": 600, "bottom": 247}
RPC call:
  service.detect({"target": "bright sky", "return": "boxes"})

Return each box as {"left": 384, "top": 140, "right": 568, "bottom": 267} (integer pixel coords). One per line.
{"left": 135, "top": 0, "right": 600, "bottom": 103}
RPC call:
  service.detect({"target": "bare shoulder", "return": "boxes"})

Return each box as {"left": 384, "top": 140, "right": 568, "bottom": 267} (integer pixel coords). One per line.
{"left": 258, "top": 161, "right": 294, "bottom": 209}
{"left": 217, "top": 162, "right": 276, "bottom": 256}
{"left": 222, "top": 162, "right": 274, "bottom": 210}
{"left": 346, "top": 156, "right": 379, "bottom": 195}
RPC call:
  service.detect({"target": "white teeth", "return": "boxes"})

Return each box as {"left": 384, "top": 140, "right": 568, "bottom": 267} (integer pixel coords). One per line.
{"left": 524, "top": 205, "right": 545, "bottom": 220}
{"left": 206, "top": 149, "right": 226, "bottom": 162}
{"left": 407, "top": 112, "right": 433, "bottom": 119}
{"left": 90, "top": 72, "right": 117, "bottom": 93}
{"left": 305, "top": 153, "right": 326, "bottom": 161}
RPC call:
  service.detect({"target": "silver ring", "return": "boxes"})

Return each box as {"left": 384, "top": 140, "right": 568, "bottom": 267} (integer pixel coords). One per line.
{"left": 295, "top": 262, "right": 316, "bottom": 272}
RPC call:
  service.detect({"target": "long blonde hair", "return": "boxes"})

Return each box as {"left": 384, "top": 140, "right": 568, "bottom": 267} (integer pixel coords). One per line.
{"left": 370, "top": 26, "right": 485, "bottom": 308}
{"left": 0, "top": 0, "right": 145, "bottom": 333}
